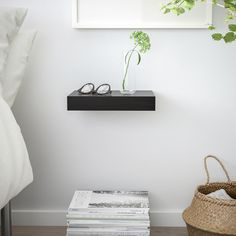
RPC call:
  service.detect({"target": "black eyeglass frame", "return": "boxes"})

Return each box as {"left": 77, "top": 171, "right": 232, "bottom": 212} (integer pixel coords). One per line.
{"left": 78, "top": 83, "right": 111, "bottom": 95}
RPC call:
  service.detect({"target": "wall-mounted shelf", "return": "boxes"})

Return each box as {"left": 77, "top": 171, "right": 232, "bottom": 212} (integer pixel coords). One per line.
{"left": 67, "top": 90, "right": 155, "bottom": 111}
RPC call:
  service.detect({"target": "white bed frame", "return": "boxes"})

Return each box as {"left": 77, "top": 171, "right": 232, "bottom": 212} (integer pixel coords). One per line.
{"left": 1, "top": 202, "right": 12, "bottom": 236}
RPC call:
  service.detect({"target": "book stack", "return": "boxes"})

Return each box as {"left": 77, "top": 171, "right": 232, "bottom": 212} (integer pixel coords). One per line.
{"left": 67, "top": 190, "right": 150, "bottom": 236}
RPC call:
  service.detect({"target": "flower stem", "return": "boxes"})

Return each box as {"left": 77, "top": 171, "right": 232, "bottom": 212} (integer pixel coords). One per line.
{"left": 122, "top": 45, "right": 138, "bottom": 91}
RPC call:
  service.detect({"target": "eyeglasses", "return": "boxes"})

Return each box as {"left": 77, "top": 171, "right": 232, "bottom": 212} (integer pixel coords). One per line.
{"left": 78, "top": 83, "right": 111, "bottom": 95}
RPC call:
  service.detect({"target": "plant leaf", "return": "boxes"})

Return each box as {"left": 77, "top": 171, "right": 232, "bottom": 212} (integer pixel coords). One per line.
{"left": 136, "top": 52, "right": 141, "bottom": 65}
{"left": 171, "top": 7, "right": 185, "bottom": 15}
{"left": 183, "top": 0, "right": 195, "bottom": 10}
{"left": 163, "top": 8, "right": 171, "bottom": 14}
{"left": 212, "top": 33, "right": 223, "bottom": 41}
{"left": 229, "top": 24, "right": 236, "bottom": 32}
{"left": 177, "top": 7, "right": 185, "bottom": 15}
{"left": 223, "top": 32, "right": 236, "bottom": 43}
{"left": 208, "top": 25, "right": 215, "bottom": 30}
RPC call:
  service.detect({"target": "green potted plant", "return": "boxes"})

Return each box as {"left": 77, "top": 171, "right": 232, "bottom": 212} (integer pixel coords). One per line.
{"left": 121, "top": 31, "right": 151, "bottom": 95}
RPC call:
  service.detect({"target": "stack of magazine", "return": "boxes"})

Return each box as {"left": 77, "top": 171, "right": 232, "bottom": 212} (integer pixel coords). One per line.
{"left": 67, "top": 190, "right": 150, "bottom": 236}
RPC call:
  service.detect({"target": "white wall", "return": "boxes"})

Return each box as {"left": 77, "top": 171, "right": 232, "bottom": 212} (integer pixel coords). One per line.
{"left": 1, "top": 0, "right": 236, "bottom": 227}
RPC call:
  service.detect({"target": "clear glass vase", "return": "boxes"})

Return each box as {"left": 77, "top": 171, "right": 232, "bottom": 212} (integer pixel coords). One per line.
{"left": 120, "top": 52, "right": 137, "bottom": 95}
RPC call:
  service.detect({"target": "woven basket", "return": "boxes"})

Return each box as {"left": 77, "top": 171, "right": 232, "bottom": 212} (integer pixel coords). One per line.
{"left": 183, "top": 155, "right": 236, "bottom": 236}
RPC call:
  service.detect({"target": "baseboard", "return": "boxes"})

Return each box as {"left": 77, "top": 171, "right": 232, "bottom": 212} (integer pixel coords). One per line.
{"left": 12, "top": 210, "right": 66, "bottom": 226}
{"left": 12, "top": 210, "right": 185, "bottom": 227}
{"left": 150, "top": 211, "right": 185, "bottom": 227}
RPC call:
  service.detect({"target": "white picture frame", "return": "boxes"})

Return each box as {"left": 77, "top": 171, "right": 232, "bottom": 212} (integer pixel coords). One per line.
{"left": 72, "top": 0, "right": 212, "bottom": 29}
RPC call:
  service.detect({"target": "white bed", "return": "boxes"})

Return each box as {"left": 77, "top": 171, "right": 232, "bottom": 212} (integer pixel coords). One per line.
{"left": 0, "top": 8, "right": 36, "bottom": 236}
{"left": 0, "top": 90, "right": 33, "bottom": 210}
{"left": 0, "top": 6, "right": 35, "bottom": 211}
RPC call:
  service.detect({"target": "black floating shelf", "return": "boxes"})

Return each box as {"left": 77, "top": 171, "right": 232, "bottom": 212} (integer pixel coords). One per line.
{"left": 67, "top": 90, "right": 155, "bottom": 111}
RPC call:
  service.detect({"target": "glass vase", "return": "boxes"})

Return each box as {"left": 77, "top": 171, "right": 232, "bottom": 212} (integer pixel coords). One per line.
{"left": 120, "top": 52, "right": 137, "bottom": 95}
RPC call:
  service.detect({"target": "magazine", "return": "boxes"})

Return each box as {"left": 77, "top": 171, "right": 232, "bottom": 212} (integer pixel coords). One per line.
{"left": 67, "top": 213, "right": 149, "bottom": 220}
{"left": 68, "top": 219, "right": 150, "bottom": 228}
{"left": 67, "top": 233, "right": 150, "bottom": 236}
{"left": 69, "top": 191, "right": 149, "bottom": 214}
{"left": 67, "top": 227, "right": 150, "bottom": 236}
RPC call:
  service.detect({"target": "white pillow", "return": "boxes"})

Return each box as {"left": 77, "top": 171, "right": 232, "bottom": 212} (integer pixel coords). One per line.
{"left": 2, "top": 30, "right": 37, "bottom": 107}
{"left": 0, "top": 7, "right": 27, "bottom": 82}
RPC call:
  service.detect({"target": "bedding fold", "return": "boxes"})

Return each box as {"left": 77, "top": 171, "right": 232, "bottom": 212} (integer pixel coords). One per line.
{"left": 0, "top": 6, "right": 33, "bottom": 209}
{"left": 0, "top": 91, "right": 33, "bottom": 209}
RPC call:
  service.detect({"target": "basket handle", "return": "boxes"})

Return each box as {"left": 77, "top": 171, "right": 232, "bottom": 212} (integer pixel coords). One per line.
{"left": 204, "top": 155, "right": 231, "bottom": 184}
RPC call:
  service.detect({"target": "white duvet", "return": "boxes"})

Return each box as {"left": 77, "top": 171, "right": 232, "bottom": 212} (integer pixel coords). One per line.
{"left": 0, "top": 90, "right": 33, "bottom": 209}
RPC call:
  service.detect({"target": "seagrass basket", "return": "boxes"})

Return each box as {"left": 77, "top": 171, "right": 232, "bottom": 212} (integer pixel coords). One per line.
{"left": 183, "top": 155, "right": 236, "bottom": 236}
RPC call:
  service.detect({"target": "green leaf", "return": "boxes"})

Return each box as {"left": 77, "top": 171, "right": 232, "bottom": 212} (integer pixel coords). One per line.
{"left": 171, "top": 7, "right": 178, "bottom": 14}
{"left": 229, "top": 24, "right": 236, "bottom": 32}
{"left": 208, "top": 25, "right": 215, "bottom": 30}
{"left": 212, "top": 33, "right": 223, "bottom": 41}
{"left": 171, "top": 7, "right": 185, "bottom": 15}
{"left": 223, "top": 32, "right": 236, "bottom": 43}
{"left": 177, "top": 7, "right": 185, "bottom": 15}
{"left": 163, "top": 8, "right": 171, "bottom": 14}
{"left": 183, "top": 0, "right": 195, "bottom": 10}
{"left": 225, "top": 1, "right": 236, "bottom": 11}
{"left": 136, "top": 52, "right": 141, "bottom": 65}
